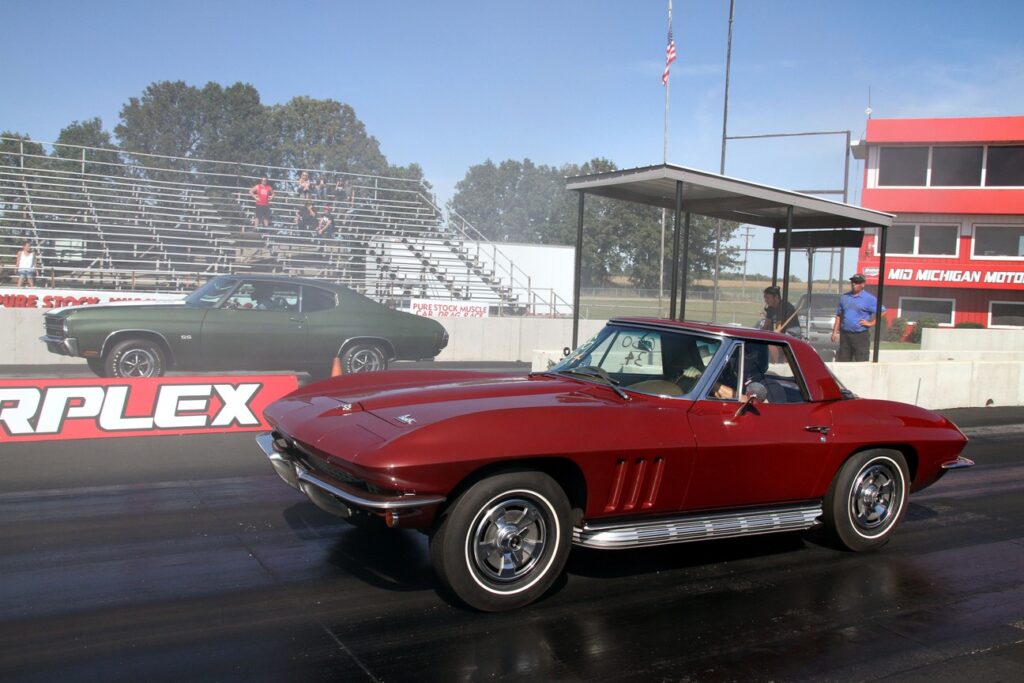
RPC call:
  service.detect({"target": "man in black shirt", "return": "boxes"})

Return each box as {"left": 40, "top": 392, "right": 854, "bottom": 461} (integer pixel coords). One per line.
{"left": 762, "top": 286, "right": 801, "bottom": 337}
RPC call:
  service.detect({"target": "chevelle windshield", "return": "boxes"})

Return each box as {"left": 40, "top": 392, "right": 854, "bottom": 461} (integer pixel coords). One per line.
{"left": 550, "top": 325, "right": 722, "bottom": 397}
{"left": 183, "top": 277, "right": 238, "bottom": 308}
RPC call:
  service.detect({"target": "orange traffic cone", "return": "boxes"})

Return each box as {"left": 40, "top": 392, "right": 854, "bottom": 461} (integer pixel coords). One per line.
{"left": 330, "top": 356, "right": 343, "bottom": 377}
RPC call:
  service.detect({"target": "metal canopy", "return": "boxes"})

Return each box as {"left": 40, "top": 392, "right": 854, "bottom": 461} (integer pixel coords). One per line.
{"left": 567, "top": 163, "right": 894, "bottom": 363}
{"left": 565, "top": 163, "right": 893, "bottom": 229}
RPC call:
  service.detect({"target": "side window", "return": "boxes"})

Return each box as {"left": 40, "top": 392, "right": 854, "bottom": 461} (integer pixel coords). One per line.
{"left": 223, "top": 281, "right": 299, "bottom": 311}
{"left": 303, "top": 286, "right": 337, "bottom": 313}
{"left": 706, "top": 341, "right": 807, "bottom": 403}
{"left": 707, "top": 346, "right": 742, "bottom": 401}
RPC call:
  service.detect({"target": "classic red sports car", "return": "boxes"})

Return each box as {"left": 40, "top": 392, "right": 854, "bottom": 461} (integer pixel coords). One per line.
{"left": 257, "top": 318, "right": 972, "bottom": 611}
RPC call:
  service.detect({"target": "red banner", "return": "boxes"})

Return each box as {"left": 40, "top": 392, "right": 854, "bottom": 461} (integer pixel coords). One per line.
{"left": 0, "top": 375, "right": 297, "bottom": 443}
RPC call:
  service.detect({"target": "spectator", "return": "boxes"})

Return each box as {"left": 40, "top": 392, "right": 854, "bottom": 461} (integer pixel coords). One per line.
{"left": 317, "top": 213, "right": 336, "bottom": 238}
{"left": 334, "top": 177, "right": 351, "bottom": 205}
{"left": 832, "top": 273, "right": 886, "bottom": 362}
{"left": 314, "top": 175, "right": 327, "bottom": 200}
{"left": 762, "top": 286, "right": 800, "bottom": 337}
{"left": 296, "top": 171, "right": 312, "bottom": 199}
{"left": 248, "top": 177, "right": 275, "bottom": 231}
{"left": 300, "top": 203, "right": 319, "bottom": 233}
{"left": 15, "top": 241, "right": 38, "bottom": 288}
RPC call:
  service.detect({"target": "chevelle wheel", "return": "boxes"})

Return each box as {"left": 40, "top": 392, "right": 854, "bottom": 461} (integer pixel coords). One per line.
{"left": 429, "top": 472, "right": 571, "bottom": 612}
{"left": 341, "top": 343, "right": 387, "bottom": 374}
{"left": 824, "top": 449, "right": 909, "bottom": 551}
{"left": 104, "top": 338, "right": 166, "bottom": 378}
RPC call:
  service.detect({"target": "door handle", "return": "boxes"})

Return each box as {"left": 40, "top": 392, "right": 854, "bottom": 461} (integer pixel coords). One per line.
{"left": 289, "top": 316, "right": 304, "bottom": 322}
{"left": 804, "top": 425, "right": 830, "bottom": 434}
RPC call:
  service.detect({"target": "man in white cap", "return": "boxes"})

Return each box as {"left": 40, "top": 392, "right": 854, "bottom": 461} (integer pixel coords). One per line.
{"left": 831, "top": 273, "right": 885, "bottom": 362}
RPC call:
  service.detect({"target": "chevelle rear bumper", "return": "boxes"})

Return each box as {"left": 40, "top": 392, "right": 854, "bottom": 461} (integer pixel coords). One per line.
{"left": 256, "top": 432, "right": 445, "bottom": 524}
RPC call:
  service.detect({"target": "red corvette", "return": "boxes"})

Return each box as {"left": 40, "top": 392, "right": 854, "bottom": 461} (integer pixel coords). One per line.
{"left": 258, "top": 318, "right": 972, "bottom": 611}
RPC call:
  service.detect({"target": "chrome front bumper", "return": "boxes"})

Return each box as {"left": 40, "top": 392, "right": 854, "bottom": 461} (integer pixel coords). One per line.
{"left": 40, "top": 335, "right": 79, "bottom": 356}
{"left": 940, "top": 456, "right": 975, "bottom": 470}
{"left": 256, "top": 432, "right": 445, "bottom": 520}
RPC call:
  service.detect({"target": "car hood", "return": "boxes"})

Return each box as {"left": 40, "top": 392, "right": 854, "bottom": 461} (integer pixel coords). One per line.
{"left": 264, "top": 370, "right": 685, "bottom": 467}
{"left": 48, "top": 301, "right": 189, "bottom": 316}
{"left": 268, "top": 370, "right": 608, "bottom": 431}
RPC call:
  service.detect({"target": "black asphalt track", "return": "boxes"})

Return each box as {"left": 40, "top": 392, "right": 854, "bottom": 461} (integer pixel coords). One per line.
{"left": 0, "top": 368, "right": 1022, "bottom": 682}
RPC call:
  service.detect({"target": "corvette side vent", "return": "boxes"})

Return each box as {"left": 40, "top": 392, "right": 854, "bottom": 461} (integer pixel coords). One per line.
{"left": 603, "top": 457, "right": 665, "bottom": 513}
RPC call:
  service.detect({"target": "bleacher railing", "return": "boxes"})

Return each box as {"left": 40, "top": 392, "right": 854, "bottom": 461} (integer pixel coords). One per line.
{"left": 1, "top": 136, "right": 572, "bottom": 315}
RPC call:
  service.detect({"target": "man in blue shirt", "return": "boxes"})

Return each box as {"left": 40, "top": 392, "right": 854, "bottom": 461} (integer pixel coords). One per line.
{"left": 831, "top": 273, "right": 886, "bottom": 362}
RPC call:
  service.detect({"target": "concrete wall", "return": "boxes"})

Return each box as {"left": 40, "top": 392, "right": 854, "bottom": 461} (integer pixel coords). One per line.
{"left": 4, "top": 308, "right": 1022, "bottom": 409}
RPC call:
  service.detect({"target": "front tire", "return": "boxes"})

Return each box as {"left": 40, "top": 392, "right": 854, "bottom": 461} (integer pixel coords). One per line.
{"left": 86, "top": 358, "right": 106, "bottom": 377}
{"left": 823, "top": 449, "right": 909, "bottom": 551}
{"left": 430, "top": 471, "right": 571, "bottom": 612}
{"left": 104, "top": 338, "right": 167, "bottom": 378}
{"left": 340, "top": 343, "right": 387, "bottom": 374}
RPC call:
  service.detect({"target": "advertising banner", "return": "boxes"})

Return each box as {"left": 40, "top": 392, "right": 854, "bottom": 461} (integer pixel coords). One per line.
{"left": 0, "top": 287, "right": 185, "bottom": 310}
{"left": 409, "top": 298, "right": 489, "bottom": 318}
{"left": 0, "top": 375, "right": 297, "bottom": 443}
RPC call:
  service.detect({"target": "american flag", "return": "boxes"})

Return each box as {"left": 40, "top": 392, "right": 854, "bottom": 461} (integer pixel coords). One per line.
{"left": 661, "top": 25, "right": 677, "bottom": 86}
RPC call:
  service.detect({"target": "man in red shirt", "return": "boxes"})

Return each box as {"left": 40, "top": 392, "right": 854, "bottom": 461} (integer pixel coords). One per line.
{"left": 248, "top": 177, "right": 275, "bottom": 230}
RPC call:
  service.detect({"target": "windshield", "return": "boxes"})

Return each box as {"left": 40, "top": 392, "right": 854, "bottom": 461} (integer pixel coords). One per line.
{"left": 184, "top": 276, "right": 238, "bottom": 308}
{"left": 550, "top": 325, "right": 722, "bottom": 397}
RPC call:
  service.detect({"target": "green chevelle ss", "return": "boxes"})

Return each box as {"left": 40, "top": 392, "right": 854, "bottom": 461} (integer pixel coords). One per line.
{"left": 41, "top": 275, "right": 449, "bottom": 378}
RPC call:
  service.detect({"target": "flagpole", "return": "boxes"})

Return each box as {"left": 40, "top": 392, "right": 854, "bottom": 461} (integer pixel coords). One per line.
{"left": 659, "top": 0, "right": 673, "bottom": 315}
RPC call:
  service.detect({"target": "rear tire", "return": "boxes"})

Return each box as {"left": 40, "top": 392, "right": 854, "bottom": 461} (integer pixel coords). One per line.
{"left": 823, "top": 449, "right": 909, "bottom": 551}
{"left": 341, "top": 343, "right": 387, "bottom": 374}
{"left": 429, "top": 471, "right": 571, "bottom": 612}
{"left": 104, "top": 338, "right": 166, "bottom": 378}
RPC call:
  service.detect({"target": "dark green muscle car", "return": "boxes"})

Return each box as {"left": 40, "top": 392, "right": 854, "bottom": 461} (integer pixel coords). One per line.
{"left": 41, "top": 275, "right": 448, "bottom": 378}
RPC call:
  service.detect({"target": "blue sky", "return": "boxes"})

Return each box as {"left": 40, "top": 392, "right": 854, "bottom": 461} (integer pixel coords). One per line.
{"left": 3, "top": 0, "right": 1023, "bottom": 278}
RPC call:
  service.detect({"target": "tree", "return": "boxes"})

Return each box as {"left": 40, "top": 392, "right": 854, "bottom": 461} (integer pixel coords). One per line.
{"left": 269, "top": 97, "right": 389, "bottom": 179}
{"left": 452, "top": 156, "right": 740, "bottom": 288}
{"left": 1, "top": 132, "right": 46, "bottom": 169}
{"left": 53, "top": 118, "right": 123, "bottom": 176}
{"left": 193, "top": 82, "right": 272, "bottom": 178}
{"left": 450, "top": 159, "right": 566, "bottom": 243}
{"left": 115, "top": 81, "right": 205, "bottom": 175}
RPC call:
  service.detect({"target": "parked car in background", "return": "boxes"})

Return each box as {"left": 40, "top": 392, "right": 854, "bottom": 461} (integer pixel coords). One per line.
{"left": 41, "top": 275, "right": 448, "bottom": 378}
{"left": 258, "top": 317, "right": 971, "bottom": 611}
{"left": 796, "top": 291, "right": 841, "bottom": 360}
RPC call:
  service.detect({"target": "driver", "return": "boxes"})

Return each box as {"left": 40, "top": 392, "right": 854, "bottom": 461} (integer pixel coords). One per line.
{"left": 252, "top": 284, "right": 278, "bottom": 310}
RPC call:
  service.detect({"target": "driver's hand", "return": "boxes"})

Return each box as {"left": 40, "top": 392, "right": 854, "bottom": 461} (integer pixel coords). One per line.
{"left": 681, "top": 366, "right": 701, "bottom": 379}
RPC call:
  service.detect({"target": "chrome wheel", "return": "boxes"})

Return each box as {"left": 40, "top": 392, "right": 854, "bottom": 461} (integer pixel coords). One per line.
{"left": 430, "top": 472, "right": 571, "bottom": 611}
{"left": 824, "top": 449, "right": 909, "bottom": 551}
{"left": 848, "top": 461, "right": 902, "bottom": 532}
{"left": 342, "top": 343, "right": 387, "bottom": 374}
{"left": 470, "top": 497, "right": 547, "bottom": 582}
{"left": 117, "top": 347, "right": 159, "bottom": 377}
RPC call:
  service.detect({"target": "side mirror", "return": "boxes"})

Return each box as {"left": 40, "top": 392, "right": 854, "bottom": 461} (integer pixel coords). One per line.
{"left": 734, "top": 382, "right": 767, "bottom": 418}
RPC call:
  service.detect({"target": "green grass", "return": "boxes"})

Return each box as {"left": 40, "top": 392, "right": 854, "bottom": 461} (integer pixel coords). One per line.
{"left": 578, "top": 296, "right": 764, "bottom": 327}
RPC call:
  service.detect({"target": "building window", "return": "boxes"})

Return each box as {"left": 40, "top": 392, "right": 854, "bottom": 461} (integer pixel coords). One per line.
{"left": 990, "top": 301, "right": 1024, "bottom": 328}
{"left": 986, "top": 147, "right": 1024, "bottom": 186}
{"left": 875, "top": 144, "right": 1024, "bottom": 188}
{"left": 973, "top": 225, "right": 1024, "bottom": 259}
{"left": 878, "top": 147, "right": 928, "bottom": 186}
{"left": 899, "top": 297, "right": 954, "bottom": 326}
{"left": 881, "top": 224, "right": 958, "bottom": 257}
{"left": 931, "top": 146, "right": 983, "bottom": 186}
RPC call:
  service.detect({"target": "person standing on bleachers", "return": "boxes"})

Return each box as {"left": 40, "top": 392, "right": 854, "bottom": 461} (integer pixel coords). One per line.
{"left": 15, "top": 241, "right": 38, "bottom": 288}
{"left": 296, "top": 171, "right": 312, "bottom": 199}
{"left": 248, "top": 177, "right": 275, "bottom": 231}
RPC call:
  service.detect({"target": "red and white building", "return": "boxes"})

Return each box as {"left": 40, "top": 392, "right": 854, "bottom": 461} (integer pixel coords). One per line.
{"left": 854, "top": 115, "right": 1024, "bottom": 329}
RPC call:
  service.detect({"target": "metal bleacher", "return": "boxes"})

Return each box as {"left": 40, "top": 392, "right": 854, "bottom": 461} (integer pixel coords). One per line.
{"left": 0, "top": 138, "right": 572, "bottom": 315}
